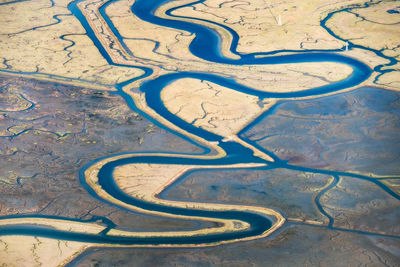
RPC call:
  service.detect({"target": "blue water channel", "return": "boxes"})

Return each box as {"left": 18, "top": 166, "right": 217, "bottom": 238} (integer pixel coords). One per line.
{"left": 3, "top": 0, "right": 397, "bottom": 246}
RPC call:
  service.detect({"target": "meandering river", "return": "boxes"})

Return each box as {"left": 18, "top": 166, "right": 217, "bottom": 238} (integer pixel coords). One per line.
{"left": 2, "top": 0, "right": 399, "bottom": 253}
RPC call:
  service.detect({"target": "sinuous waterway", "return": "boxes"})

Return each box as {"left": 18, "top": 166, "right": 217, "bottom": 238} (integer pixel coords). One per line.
{"left": 2, "top": 0, "right": 399, "bottom": 252}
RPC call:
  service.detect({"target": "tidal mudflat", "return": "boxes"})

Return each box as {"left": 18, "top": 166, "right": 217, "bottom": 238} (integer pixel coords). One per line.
{"left": 0, "top": 0, "right": 399, "bottom": 266}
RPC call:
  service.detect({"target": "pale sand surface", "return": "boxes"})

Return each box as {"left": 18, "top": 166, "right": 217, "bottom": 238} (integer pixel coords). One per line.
{"left": 170, "top": 0, "right": 368, "bottom": 54}
{"left": 0, "top": 235, "right": 91, "bottom": 267}
{"left": 0, "top": 218, "right": 105, "bottom": 234}
{"left": 325, "top": 0, "right": 400, "bottom": 90}
{"left": 161, "top": 78, "right": 265, "bottom": 137}
{"left": 0, "top": 0, "right": 143, "bottom": 88}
